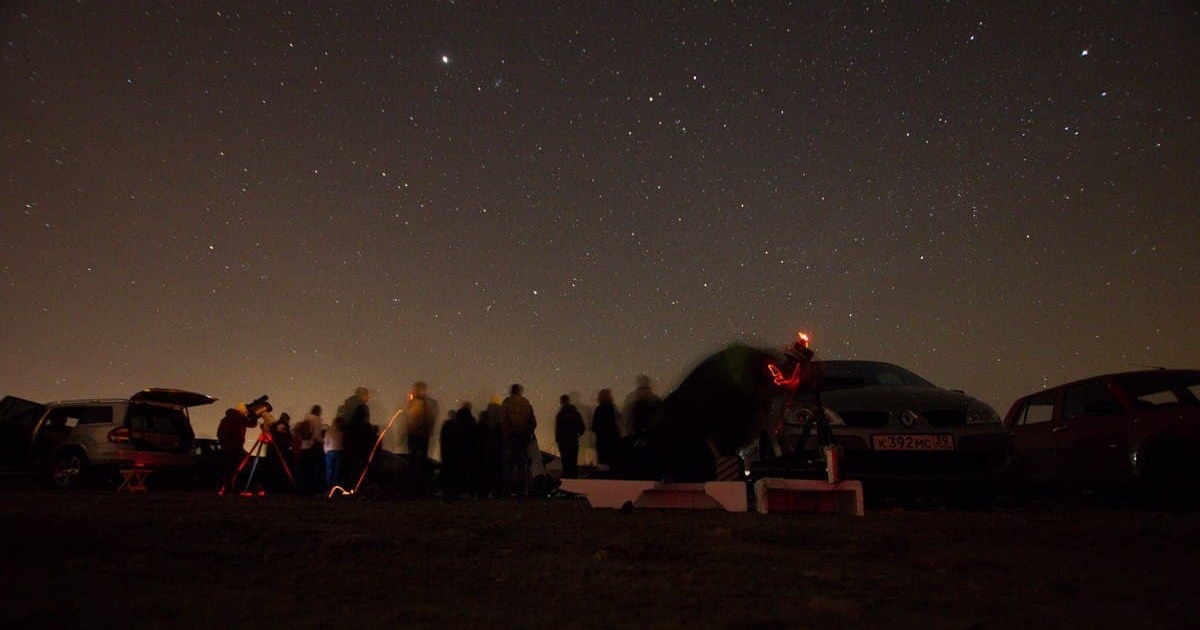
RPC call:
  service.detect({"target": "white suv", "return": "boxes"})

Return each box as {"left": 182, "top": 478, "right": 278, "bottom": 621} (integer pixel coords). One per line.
{"left": 0, "top": 389, "right": 215, "bottom": 488}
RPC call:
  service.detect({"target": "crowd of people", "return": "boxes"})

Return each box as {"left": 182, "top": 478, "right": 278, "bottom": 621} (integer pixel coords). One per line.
{"left": 214, "top": 377, "right": 666, "bottom": 498}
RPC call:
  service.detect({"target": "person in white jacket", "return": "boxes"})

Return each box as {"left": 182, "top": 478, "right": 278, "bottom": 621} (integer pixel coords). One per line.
{"left": 294, "top": 405, "right": 326, "bottom": 494}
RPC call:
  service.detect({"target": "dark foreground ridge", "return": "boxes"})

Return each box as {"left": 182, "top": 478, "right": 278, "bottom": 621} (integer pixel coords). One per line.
{"left": 2, "top": 487, "right": 1197, "bottom": 629}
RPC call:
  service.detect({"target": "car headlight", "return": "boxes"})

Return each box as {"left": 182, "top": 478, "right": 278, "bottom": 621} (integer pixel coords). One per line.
{"left": 966, "top": 405, "right": 1001, "bottom": 425}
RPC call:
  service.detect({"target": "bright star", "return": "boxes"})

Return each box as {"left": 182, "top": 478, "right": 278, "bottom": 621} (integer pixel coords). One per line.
{"left": 441, "top": 55, "right": 450, "bottom": 65}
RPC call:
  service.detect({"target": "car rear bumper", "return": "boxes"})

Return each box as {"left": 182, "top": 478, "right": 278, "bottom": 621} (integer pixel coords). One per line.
{"left": 86, "top": 443, "right": 196, "bottom": 470}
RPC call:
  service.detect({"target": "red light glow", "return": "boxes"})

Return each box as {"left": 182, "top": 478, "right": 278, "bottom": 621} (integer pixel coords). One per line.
{"left": 768, "top": 362, "right": 802, "bottom": 388}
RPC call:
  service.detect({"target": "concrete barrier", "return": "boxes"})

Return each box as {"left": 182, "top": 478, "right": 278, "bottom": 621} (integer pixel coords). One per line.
{"left": 559, "top": 479, "right": 749, "bottom": 512}
{"left": 752, "top": 478, "right": 864, "bottom": 516}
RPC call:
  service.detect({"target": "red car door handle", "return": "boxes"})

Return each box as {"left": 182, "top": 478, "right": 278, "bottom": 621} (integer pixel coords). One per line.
{"left": 1051, "top": 425, "right": 1069, "bottom": 433}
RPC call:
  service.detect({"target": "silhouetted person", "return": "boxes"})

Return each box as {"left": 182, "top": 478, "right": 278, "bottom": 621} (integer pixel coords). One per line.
{"left": 592, "top": 388, "right": 620, "bottom": 469}
{"left": 337, "top": 386, "right": 371, "bottom": 421}
{"left": 217, "top": 404, "right": 256, "bottom": 492}
{"left": 501, "top": 383, "right": 536, "bottom": 496}
{"left": 555, "top": 394, "right": 585, "bottom": 479}
{"left": 343, "top": 402, "right": 374, "bottom": 487}
{"left": 404, "top": 381, "right": 437, "bottom": 460}
{"left": 476, "top": 395, "right": 505, "bottom": 497}
{"left": 336, "top": 386, "right": 373, "bottom": 483}
{"left": 440, "top": 401, "right": 476, "bottom": 497}
{"left": 266, "top": 412, "right": 294, "bottom": 491}
{"left": 625, "top": 374, "right": 662, "bottom": 436}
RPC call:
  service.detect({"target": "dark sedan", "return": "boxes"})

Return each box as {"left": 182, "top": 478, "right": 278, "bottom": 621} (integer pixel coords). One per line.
{"left": 769, "top": 360, "right": 1011, "bottom": 491}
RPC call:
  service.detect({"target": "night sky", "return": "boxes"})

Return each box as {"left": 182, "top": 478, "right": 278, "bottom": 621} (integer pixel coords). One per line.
{"left": 2, "top": 2, "right": 1196, "bottom": 450}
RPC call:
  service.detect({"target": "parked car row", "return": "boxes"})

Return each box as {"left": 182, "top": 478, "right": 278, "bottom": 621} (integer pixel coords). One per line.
{"left": 2, "top": 366, "right": 1197, "bottom": 501}
{"left": 748, "top": 361, "right": 1199, "bottom": 503}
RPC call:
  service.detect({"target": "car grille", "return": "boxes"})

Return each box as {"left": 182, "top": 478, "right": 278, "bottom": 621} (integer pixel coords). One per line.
{"left": 922, "top": 409, "right": 967, "bottom": 427}
{"left": 838, "top": 411, "right": 890, "bottom": 428}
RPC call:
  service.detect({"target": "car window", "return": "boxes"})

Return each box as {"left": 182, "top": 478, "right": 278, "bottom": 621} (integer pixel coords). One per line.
{"left": 50, "top": 406, "right": 113, "bottom": 426}
{"left": 1018, "top": 392, "right": 1056, "bottom": 426}
{"left": 128, "top": 405, "right": 189, "bottom": 435}
{"left": 1136, "top": 390, "right": 1179, "bottom": 407}
{"left": 1113, "top": 372, "right": 1200, "bottom": 409}
{"left": 817, "top": 362, "right": 937, "bottom": 389}
{"left": 1063, "top": 381, "right": 1122, "bottom": 420}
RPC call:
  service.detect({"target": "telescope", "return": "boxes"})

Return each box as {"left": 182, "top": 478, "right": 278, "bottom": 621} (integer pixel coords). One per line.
{"left": 245, "top": 395, "right": 273, "bottom": 420}
{"left": 217, "top": 394, "right": 293, "bottom": 495}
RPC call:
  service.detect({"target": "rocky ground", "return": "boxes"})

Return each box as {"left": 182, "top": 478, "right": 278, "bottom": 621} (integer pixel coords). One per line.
{"left": 2, "top": 479, "right": 1198, "bottom": 629}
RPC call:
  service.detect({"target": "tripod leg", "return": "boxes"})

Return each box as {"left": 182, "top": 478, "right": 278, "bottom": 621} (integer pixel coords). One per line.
{"left": 243, "top": 440, "right": 265, "bottom": 494}
{"left": 267, "top": 433, "right": 297, "bottom": 489}
{"left": 221, "top": 443, "right": 257, "bottom": 495}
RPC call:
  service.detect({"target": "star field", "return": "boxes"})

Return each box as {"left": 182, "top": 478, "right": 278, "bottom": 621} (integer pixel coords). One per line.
{"left": 2, "top": 2, "right": 1196, "bottom": 447}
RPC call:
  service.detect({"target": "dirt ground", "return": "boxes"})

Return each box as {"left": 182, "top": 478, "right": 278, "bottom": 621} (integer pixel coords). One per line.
{"left": 2, "top": 479, "right": 1198, "bottom": 630}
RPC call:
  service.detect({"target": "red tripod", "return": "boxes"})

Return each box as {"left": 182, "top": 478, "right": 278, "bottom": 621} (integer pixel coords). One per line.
{"left": 220, "top": 414, "right": 296, "bottom": 495}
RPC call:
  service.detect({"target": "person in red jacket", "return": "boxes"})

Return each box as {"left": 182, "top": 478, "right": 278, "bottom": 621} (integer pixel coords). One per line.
{"left": 217, "top": 403, "right": 256, "bottom": 491}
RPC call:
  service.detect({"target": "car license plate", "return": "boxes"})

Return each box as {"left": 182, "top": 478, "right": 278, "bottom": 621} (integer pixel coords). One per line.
{"left": 871, "top": 434, "right": 955, "bottom": 451}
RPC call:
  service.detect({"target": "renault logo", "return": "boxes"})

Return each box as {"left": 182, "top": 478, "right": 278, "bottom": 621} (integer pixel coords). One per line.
{"left": 900, "top": 410, "right": 920, "bottom": 427}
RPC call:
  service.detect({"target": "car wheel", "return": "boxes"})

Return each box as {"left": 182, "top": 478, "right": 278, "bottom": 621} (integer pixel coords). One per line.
{"left": 50, "top": 451, "right": 86, "bottom": 489}
{"left": 1140, "top": 443, "right": 1199, "bottom": 507}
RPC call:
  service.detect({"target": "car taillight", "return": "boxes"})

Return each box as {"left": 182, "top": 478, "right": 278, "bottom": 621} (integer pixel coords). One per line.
{"left": 108, "top": 427, "right": 132, "bottom": 443}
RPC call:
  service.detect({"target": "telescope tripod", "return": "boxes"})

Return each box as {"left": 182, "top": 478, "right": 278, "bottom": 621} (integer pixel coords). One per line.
{"left": 759, "top": 398, "right": 835, "bottom": 478}
{"left": 220, "top": 418, "right": 296, "bottom": 495}
{"left": 759, "top": 338, "right": 842, "bottom": 481}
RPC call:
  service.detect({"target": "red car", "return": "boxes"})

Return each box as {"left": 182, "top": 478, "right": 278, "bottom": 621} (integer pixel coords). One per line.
{"left": 1004, "top": 369, "right": 1200, "bottom": 498}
